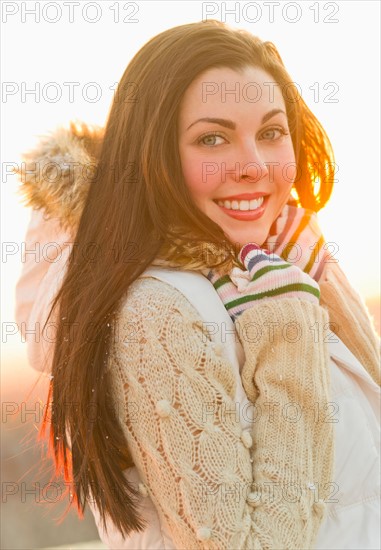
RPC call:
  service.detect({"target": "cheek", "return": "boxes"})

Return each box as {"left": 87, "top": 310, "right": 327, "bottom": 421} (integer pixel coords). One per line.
{"left": 182, "top": 165, "right": 204, "bottom": 201}
{"left": 272, "top": 145, "right": 297, "bottom": 190}
{"left": 181, "top": 155, "right": 217, "bottom": 202}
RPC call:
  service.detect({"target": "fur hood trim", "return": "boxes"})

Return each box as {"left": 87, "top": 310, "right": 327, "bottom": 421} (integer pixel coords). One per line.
{"left": 15, "top": 120, "right": 104, "bottom": 234}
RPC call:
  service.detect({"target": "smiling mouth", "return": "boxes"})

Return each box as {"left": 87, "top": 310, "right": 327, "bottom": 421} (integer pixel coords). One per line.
{"left": 213, "top": 196, "right": 265, "bottom": 211}
{"left": 213, "top": 195, "right": 269, "bottom": 221}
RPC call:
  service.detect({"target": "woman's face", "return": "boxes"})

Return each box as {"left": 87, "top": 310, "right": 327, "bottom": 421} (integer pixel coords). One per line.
{"left": 178, "top": 65, "right": 296, "bottom": 249}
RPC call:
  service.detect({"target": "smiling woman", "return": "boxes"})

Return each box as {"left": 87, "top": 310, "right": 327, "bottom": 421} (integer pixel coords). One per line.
{"left": 14, "top": 18, "right": 380, "bottom": 550}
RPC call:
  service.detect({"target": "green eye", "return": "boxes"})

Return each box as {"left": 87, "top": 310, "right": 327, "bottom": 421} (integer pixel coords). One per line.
{"left": 197, "top": 132, "right": 226, "bottom": 146}
{"left": 260, "top": 127, "right": 288, "bottom": 140}
{"left": 203, "top": 135, "right": 217, "bottom": 146}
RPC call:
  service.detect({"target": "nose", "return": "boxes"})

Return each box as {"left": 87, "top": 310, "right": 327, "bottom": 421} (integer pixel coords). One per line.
{"left": 233, "top": 141, "right": 269, "bottom": 184}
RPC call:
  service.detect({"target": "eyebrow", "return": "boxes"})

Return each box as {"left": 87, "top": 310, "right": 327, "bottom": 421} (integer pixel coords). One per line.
{"left": 186, "top": 108, "right": 286, "bottom": 131}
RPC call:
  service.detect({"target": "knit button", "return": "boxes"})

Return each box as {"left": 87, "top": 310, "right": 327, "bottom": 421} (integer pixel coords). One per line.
{"left": 307, "top": 482, "right": 316, "bottom": 490}
{"left": 247, "top": 491, "right": 261, "bottom": 507}
{"left": 156, "top": 399, "right": 171, "bottom": 418}
{"left": 138, "top": 482, "right": 148, "bottom": 497}
{"left": 240, "top": 431, "right": 253, "bottom": 449}
{"left": 213, "top": 343, "right": 223, "bottom": 357}
{"left": 196, "top": 526, "right": 212, "bottom": 541}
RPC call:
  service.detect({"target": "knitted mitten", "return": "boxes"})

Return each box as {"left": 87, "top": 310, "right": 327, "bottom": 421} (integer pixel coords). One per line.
{"left": 205, "top": 243, "right": 320, "bottom": 323}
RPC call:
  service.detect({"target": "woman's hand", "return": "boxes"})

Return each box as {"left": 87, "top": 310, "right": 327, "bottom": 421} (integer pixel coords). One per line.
{"left": 204, "top": 243, "right": 320, "bottom": 323}
{"left": 263, "top": 204, "right": 332, "bottom": 282}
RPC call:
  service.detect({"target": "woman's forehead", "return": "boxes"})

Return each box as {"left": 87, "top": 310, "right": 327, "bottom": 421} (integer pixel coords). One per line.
{"left": 178, "top": 65, "right": 286, "bottom": 125}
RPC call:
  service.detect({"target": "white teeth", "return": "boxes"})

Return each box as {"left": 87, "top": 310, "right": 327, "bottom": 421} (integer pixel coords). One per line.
{"left": 217, "top": 196, "right": 264, "bottom": 211}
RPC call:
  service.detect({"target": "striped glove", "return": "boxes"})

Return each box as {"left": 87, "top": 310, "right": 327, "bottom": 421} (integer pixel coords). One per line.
{"left": 264, "top": 204, "right": 333, "bottom": 282}
{"left": 205, "top": 244, "right": 320, "bottom": 323}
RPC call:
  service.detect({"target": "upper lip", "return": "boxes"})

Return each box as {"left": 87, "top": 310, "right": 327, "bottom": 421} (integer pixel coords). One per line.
{"left": 214, "top": 192, "right": 269, "bottom": 201}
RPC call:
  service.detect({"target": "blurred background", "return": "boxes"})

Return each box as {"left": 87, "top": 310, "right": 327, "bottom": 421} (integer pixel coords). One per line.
{"left": 2, "top": 1, "right": 380, "bottom": 548}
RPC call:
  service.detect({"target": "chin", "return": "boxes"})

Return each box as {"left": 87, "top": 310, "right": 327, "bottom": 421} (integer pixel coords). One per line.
{"left": 207, "top": 202, "right": 274, "bottom": 252}
{"left": 223, "top": 226, "right": 270, "bottom": 251}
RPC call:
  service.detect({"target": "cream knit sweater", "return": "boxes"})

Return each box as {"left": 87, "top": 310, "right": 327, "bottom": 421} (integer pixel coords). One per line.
{"left": 107, "top": 274, "right": 335, "bottom": 550}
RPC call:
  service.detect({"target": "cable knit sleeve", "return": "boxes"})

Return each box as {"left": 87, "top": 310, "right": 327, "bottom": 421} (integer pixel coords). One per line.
{"left": 108, "top": 277, "right": 334, "bottom": 550}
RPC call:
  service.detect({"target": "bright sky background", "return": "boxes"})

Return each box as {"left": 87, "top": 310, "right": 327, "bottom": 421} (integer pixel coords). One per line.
{"left": 2, "top": 0, "right": 380, "bottom": 360}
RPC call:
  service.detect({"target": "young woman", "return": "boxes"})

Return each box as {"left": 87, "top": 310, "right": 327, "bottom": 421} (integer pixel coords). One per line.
{"left": 15, "top": 20, "right": 380, "bottom": 549}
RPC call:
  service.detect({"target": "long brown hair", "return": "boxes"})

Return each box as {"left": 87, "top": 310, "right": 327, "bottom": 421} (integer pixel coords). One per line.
{"left": 41, "top": 19, "right": 335, "bottom": 537}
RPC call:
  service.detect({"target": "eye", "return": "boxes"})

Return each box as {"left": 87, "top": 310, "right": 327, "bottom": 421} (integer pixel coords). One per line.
{"left": 259, "top": 126, "right": 289, "bottom": 141}
{"left": 197, "top": 132, "right": 227, "bottom": 147}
